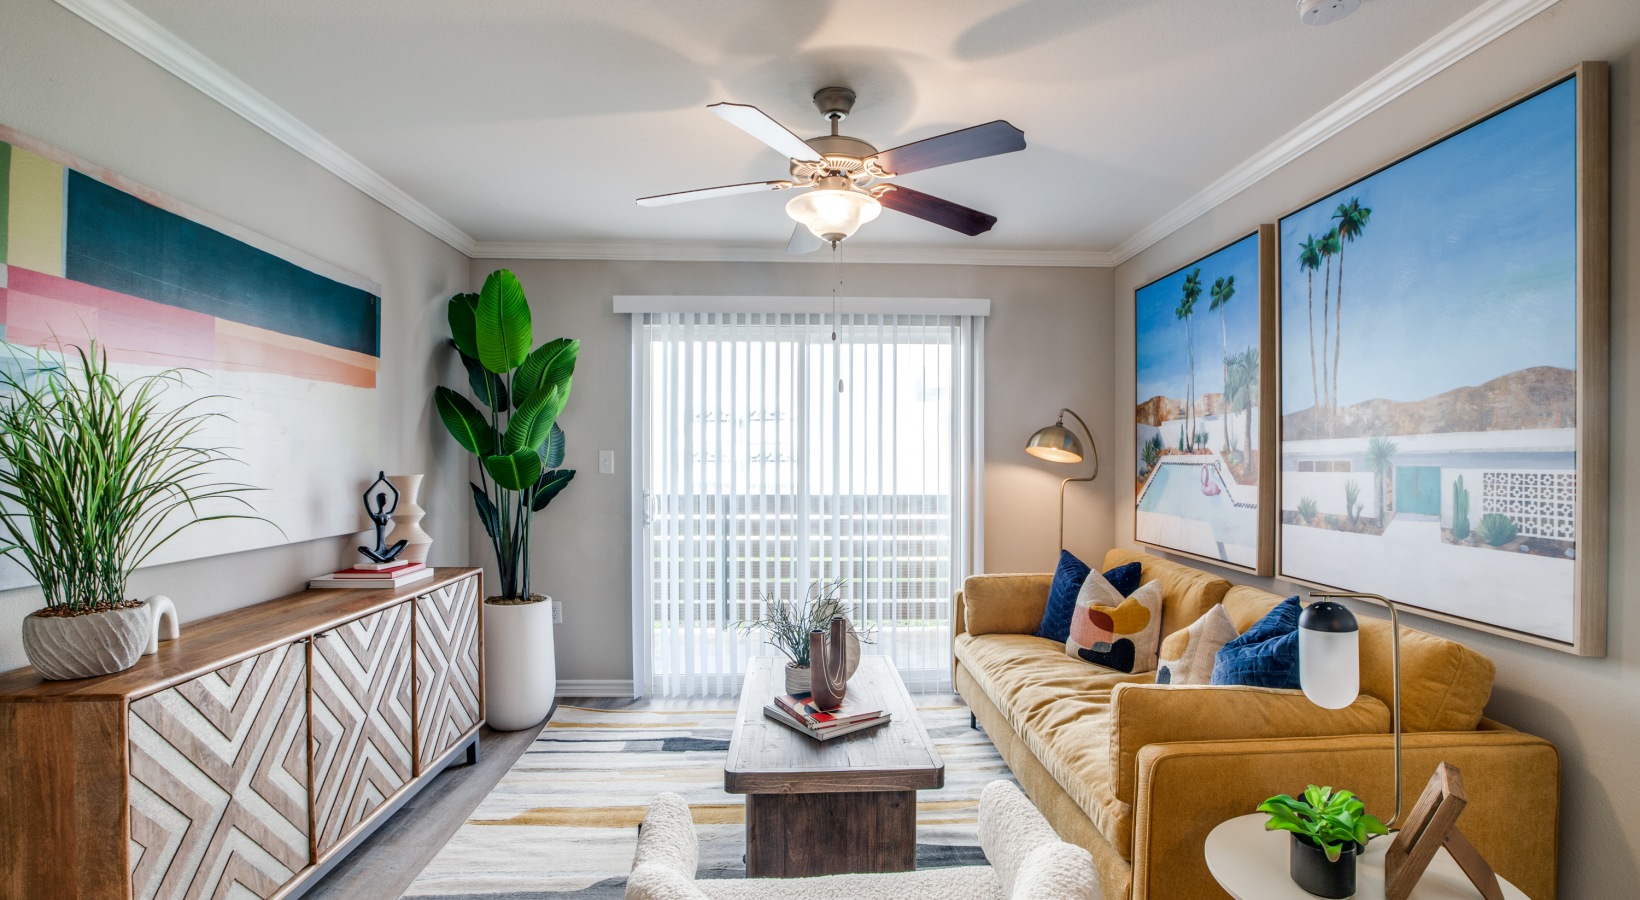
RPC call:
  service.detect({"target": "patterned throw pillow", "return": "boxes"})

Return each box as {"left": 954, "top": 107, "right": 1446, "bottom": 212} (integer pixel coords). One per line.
{"left": 1156, "top": 604, "right": 1239, "bottom": 685}
{"left": 1210, "top": 596, "right": 1303, "bottom": 689}
{"left": 1064, "top": 573, "right": 1164, "bottom": 674}
{"left": 1035, "top": 552, "right": 1142, "bottom": 643}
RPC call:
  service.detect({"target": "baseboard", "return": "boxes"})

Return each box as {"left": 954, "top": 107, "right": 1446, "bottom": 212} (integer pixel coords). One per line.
{"left": 558, "top": 679, "right": 636, "bottom": 698}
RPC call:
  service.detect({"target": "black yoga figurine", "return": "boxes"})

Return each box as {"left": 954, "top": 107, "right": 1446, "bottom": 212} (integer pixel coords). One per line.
{"left": 358, "top": 471, "right": 409, "bottom": 563}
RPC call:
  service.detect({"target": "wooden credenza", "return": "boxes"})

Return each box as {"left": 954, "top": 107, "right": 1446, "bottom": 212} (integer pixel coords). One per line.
{"left": 0, "top": 567, "right": 483, "bottom": 899}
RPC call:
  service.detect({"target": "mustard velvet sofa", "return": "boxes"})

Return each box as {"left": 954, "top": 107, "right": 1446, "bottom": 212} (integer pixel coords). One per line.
{"left": 952, "top": 549, "right": 1560, "bottom": 900}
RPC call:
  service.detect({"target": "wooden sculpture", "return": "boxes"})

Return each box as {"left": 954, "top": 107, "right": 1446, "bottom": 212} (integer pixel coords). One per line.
{"left": 1385, "top": 762, "right": 1504, "bottom": 900}
{"left": 809, "top": 615, "right": 850, "bottom": 710}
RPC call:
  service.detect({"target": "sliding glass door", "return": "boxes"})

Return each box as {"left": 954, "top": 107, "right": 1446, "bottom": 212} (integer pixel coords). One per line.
{"left": 634, "top": 311, "right": 982, "bottom": 696}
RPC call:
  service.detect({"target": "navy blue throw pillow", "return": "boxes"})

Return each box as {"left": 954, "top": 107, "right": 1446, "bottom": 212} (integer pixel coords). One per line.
{"left": 1035, "top": 553, "right": 1142, "bottom": 643}
{"left": 1210, "top": 596, "right": 1303, "bottom": 689}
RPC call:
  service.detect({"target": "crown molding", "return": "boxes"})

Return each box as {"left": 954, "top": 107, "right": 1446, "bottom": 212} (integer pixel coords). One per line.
{"left": 1107, "top": 0, "right": 1561, "bottom": 266}
{"left": 53, "top": 0, "right": 478, "bottom": 256}
{"left": 471, "top": 240, "right": 1118, "bottom": 267}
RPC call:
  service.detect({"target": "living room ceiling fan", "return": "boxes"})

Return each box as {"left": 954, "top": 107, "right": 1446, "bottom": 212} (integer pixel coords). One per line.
{"left": 636, "top": 87, "right": 1026, "bottom": 253}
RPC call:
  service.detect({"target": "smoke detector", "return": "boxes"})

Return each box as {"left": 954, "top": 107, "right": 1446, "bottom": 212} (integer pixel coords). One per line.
{"left": 1298, "top": 0, "right": 1360, "bottom": 25}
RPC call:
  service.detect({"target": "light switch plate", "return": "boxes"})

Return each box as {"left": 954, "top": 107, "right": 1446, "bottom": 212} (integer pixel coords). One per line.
{"left": 551, "top": 599, "right": 564, "bottom": 624}
{"left": 599, "top": 450, "right": 615, "bottom": 474}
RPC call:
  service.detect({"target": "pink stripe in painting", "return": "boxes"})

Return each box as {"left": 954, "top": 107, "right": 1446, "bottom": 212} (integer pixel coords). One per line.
{"left": 4, "top": 266, "right": 216, "bottom": 367}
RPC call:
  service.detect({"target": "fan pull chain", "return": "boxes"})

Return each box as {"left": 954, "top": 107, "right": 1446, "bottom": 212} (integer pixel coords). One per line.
{"left": 831, "top": 241, "right": 844, "bottom": 393}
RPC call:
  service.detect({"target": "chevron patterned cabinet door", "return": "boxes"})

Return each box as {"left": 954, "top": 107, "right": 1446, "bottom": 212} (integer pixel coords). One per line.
{"left": 310, "top": 602, "right": 415, "bottom": 855}
{"left": 416, "top": 575, "right": 482, "bottom": 768}
{"left": 128, "top": 642, "right": 311, "bottom": 900}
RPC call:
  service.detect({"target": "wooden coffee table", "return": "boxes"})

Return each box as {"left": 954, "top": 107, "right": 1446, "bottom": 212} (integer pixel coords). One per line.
{"left": 726, "top": 656, "right": 944, "bottom": 877}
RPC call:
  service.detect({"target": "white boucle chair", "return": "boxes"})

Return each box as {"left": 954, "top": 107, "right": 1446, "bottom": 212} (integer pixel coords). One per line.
{"left": 625, "top": 780, "right": 1102, "bottom": 900}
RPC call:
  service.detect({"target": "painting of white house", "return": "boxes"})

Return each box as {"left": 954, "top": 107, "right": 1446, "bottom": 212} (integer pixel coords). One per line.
{"left": 1278, "top": 76, "right": 1580, "bottom": 643}
{"left": 1135, "top": 232, "right": 1263, "bottom": 570}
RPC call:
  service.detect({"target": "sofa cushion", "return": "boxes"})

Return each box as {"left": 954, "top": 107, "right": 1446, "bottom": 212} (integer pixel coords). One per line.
{"left": 965, "top": 574, "right": 1056, "bottom": 637}
{"left": 1157, "top": 604, "right": 1238, "bottom": 685}
{"left": 1211, "top": 596, "right": 1302, "bottom": 689}
{"left": 1036, "top": 552, "right": 1141, "bottom": 643}
{"left": 1222, "top": 585, "right": 1496, "bottom": 732}
{"left": 955, "top": 632, "right": 1152, "bottom": 857}
{"left": 1101, "top": 548, "right": 1231, "bottom": 640}
{"left": 1066, "top": 578, "right": 1164, "bottom": 674}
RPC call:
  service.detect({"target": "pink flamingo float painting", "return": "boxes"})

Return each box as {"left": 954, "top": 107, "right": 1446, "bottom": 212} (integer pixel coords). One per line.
{"left": 1200, "top": 465, "right": 1222, "bottom": 497}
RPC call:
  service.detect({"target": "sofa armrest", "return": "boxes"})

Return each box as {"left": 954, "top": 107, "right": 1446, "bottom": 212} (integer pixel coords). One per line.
{"left": 962, "top": 573, "right": 1055, "bottom": 637}
{"left": 627, "top": 792, "right": 710, "bottom": 900}
{"left": 1128, "top": 731, "right": 1559, "bottom": 900}
{"left": 1109, "top": 683, "right": 1390, "bottom": 808}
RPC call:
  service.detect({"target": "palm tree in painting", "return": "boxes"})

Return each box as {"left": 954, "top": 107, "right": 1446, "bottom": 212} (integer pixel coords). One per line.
{"left": 1175, "top": 268, "right": 1203, "bottom": 450}
{"left": 1297, "top": 236, "right": 1323, "bottom": 418}
{"left": 1365, "top": 435, "right": 1398, "bottom": 526}
{"left": 1331, "top": 199, "right": 1372, "bottom": 421}
{"left": 1224, "top": 346, "right": 1259, "bottom": 471}
{"left": 1317, "top": 228, "right": 1341, "bottom": 432}
{"left": 1209, "top": 275, "right": 1236, "bottom": 453}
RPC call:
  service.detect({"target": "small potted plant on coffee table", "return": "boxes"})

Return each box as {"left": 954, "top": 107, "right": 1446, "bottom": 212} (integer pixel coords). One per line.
{"left": 737, "top": 580, "right": 873, "bottom": 694}
{"left": 1258, "top": 784, "right": 1389, "bottom": 898}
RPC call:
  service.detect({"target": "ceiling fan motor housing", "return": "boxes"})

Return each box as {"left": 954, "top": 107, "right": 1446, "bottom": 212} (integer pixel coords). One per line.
{"left": 1297, "top": 0, "right": 1360, "bottom": 26}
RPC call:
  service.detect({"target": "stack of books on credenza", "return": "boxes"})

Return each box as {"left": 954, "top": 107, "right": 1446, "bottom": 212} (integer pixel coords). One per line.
{"left": 308, "top": 560, "right": 435, "bottom": 590}
{"left": 763, "top": 691, "right": 889, "bottom": 741}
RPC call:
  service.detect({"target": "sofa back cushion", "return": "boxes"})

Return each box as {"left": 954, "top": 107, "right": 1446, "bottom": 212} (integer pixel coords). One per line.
{"left": 1101, "top": 549, "right": 1231, "bottom": 641}
{"left": 1222, "top": 585, "right": 1496, "bottom": 732}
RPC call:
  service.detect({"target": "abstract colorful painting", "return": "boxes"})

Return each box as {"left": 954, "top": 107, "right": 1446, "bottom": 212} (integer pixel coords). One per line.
{"left": 0, "top": 126, "right": 381, "bottom": 587}
{"left": 1276, "top": 64, "right": 1608, "bottom": 652}
{"left": 1135, "top": 229, "right": 1274, "bottom": 574}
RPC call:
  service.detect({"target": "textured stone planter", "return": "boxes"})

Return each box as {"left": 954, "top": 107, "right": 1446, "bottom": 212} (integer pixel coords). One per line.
{"left": 22, "top": 602, "right": 150, "bottom": 680}
{"left": 484, "top": 595, "right": 556, "bottom": 731}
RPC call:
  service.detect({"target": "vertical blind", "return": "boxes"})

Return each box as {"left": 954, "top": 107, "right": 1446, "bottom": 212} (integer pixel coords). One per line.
{"left": 634, "top": 311, "right": 982, "bottom": 696}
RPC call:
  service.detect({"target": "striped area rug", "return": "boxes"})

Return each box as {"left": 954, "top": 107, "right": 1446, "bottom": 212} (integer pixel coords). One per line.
{"left": 404, "top": 703, "right": 1014, "bottom": 898}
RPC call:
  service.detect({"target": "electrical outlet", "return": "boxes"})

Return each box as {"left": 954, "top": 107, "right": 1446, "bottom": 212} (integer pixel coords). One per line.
{"left": 599, "top": 450, "right": 615, "bottom": 474}
{"left": 552, "top": 599, "right": 564, "bottom": 624}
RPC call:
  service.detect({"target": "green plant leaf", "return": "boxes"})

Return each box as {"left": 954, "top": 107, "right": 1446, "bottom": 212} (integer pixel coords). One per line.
{"left": 543, "top": 422, "right": 565, "bottom": 468}
{"left": 470, "top": 482, "right": 500, "bottom": 539}
{"left": 435, "top": 386, "right": 495, "bottom": 456}
{"left": 475, "top": 269, "right": 532, "bottom": 374}
{"left": 448, "top": 293, "right": 480, "bottom": 359}
{"left": 530, "top": 468, "right": 575, "bottom": 511}
{"left": 503, "top": 383, "right": 567, "bottom": 455}
{"left": 459, "top": 352, "right": 509, "bottom": 411}
{"left": 483, "top": 448, "right": 542, "bottom": 491}
{"left": 513, "top": 337, "right": 579, "bottom": 407}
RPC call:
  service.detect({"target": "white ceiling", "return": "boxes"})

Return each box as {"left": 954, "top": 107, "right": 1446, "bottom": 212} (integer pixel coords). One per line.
{"left": 118, "top": 0, "right": 1492, "bottom": 258}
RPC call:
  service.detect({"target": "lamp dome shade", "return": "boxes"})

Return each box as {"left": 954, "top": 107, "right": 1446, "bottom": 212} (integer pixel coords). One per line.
{"left": 785, "top": 186, "right": 882, "bottom": 243}
{"left": 1298, "top": 600, "right": 1360, "bottom": 710}
{"left": 1026, "top": 422, "right": 1083, "bottom": 463}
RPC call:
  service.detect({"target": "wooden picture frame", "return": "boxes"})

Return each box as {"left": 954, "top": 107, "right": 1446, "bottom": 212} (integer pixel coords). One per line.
{"left": 1384, "top": 763, "right": 1504, "bottom": 900}
{"left": 1133, "top": 226, "right": 1277, "bottom": 576}
{"left": 1273, "top": 61, "right": 1609, "bottom": 655}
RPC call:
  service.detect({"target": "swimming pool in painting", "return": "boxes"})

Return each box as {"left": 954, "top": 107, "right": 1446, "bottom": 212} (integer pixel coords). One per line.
{"left": 1137, "top": 462, "right": 1258, "bottom": 550}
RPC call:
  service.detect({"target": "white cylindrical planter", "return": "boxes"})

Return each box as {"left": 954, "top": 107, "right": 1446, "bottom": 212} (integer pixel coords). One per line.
{"left": 483, "top": 596, "right": 556, "bottom": 731}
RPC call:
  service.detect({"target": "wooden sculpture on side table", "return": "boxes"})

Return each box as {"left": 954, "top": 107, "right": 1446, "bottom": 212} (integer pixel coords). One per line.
{"left": 1385, "top": 762, "right": 1504, "bottom": 900}
{"left": 809, "top": 615, "right": 850, "bottom": 710}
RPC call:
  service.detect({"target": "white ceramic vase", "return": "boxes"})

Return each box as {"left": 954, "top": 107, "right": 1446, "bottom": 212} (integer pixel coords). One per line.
{"left": 22, "top": 601, "right": 151, "bottom": 680}
{"left": 484, "top": 595, "right": 556, "bottom": 731}
{"left": 385, "top": 473, "right": 433, "bottom": 564}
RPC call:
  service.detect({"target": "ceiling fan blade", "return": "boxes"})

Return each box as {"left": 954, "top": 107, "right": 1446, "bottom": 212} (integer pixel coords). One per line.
{"left": 868, "top": 120, "right": 1026, "bottom": 176}
{"left": 709, "top": 102, "right": 825, "bottom": 163}
{"left": 636, "top": 180, "right": 793, "bottom": 207}
{"left": 875, "top": 185, "right": 998, "bottom": 236}
{"left": 786, "top": 223, "right": 826, "bottom": 255}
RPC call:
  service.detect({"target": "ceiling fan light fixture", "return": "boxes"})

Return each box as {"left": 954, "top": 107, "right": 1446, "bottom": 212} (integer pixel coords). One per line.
{"left": 785, "top": 176, "right": 882, "bottom": 244}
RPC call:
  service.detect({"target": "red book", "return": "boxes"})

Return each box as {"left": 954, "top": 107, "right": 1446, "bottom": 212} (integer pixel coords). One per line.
{"left": 776, "top": 692, "right": 883, "bottom": 728}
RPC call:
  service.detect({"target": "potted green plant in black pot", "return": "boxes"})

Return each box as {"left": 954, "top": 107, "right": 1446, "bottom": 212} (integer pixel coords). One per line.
{"left": 0, "top": 344, "right": 266, "bottom": 680}
{"left": 435, "top": 269, "right": 577, "bottom": 730}
{"left": 1259, "top": 785, "right": 1389, "bottom": 898}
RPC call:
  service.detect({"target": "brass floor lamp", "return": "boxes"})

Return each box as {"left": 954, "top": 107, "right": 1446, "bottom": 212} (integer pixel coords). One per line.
{"left": 1025, "top": 408, "right": 1099, "bottom": 551}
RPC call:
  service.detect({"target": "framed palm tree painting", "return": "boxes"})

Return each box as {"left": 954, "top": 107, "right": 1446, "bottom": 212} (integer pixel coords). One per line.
{"left": 1275, "top": 62, "right": 1609, "bottom": 655}
{"left": 1134, "top": 227, "right": 1277, "bottom": 575}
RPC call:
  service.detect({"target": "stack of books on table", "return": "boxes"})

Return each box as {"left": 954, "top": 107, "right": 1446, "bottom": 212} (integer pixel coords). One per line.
{"left": 763, "top": 691, "right": 890, "bottom": 741}
{"left": 308, "top": 561, "right": 434, "bottom": 590}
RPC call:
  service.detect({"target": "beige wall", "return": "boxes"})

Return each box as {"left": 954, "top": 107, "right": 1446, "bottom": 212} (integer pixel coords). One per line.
{"left": 472, "top": 259, "right": 1112, "bottom": 686}
{"left": 0, "top": 0, "right": 472, "bottom": 672}
{"left": 1112, "top": 2, "right": 1640, "bottom": 894}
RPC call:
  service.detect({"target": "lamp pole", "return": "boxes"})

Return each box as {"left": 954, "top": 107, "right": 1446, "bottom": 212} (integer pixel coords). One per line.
{"left": 1055, "top": 408, "right": 1098, "bottom": 551}
{"left": 1306, "top": 590, "right": 1405, "bottom": 829}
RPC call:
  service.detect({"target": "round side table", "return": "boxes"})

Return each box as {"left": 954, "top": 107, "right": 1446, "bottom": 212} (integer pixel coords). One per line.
{"left": 1204, "top": 815, "right": 1526, "bottom": 899}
